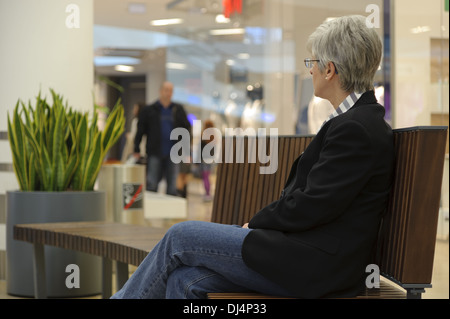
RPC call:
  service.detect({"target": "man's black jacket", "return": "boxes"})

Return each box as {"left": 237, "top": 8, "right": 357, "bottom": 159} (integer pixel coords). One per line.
{"left": 134, "top": 101, "right": 191, "bottom": 158}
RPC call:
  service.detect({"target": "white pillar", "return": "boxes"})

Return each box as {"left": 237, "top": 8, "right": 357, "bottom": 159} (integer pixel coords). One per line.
{"left": 262, "top": 0, "right": 296, "bottom": 135}
{"left": 0, "top": 0, "right": 94, "bottom": 193}
{"left": 0, "top": 0, "right": 94, "bottom": 279}
{"left": 145, "top": 49, "right": 167, "bottom": 105}
{"left": 146, "top": 70, "right": 166, "bottom": 105}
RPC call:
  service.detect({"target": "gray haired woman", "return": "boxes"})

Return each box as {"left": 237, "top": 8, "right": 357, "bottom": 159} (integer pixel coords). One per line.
{"left": 112, "top": 15, "right": 394, "bottom": 299}
{"left": 305, "top": 15, "right": 383, "bottom": 108}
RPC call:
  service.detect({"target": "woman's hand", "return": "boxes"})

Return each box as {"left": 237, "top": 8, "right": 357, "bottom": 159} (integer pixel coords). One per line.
{"left": 242, "top": 223, "right": 249, "bottom": 229}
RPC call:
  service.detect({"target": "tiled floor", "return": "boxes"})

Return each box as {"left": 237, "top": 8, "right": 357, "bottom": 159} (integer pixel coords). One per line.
{"left": 424, "top": 238, "right": 449, "bottom": 299}
{"left": 0, "top": 177, "right": 448, "bottom": 299}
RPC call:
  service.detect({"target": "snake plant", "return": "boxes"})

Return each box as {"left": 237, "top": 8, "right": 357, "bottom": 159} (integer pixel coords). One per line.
{"left": 7, "top": 89, "right": 125, "bottom": 191}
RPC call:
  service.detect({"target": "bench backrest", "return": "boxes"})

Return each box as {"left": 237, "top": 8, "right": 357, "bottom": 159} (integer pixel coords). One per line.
{"left": 212, "top": 134, "right": 314, "bottom": 226}
{"left": 211, "top": 126, "right": 448, "bottom": 288}
{"left": 376, "top": 126, "right": 447, "bottom": 286}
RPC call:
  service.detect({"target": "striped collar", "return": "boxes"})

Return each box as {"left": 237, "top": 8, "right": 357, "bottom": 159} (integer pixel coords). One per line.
{"left": 321, "top": 92, "right": 363, "bottom": 128}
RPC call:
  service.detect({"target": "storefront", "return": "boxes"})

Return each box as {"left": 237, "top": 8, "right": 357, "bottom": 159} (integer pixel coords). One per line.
{"left": 92, "top": 0, "right": 448, "bottom": 220}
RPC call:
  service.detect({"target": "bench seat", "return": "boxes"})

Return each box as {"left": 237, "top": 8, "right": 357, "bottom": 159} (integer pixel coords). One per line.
{"left": 208, "top": 279, "right": 406, "bottom": 299}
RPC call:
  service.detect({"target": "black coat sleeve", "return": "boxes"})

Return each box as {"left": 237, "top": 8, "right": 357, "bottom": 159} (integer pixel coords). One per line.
{"left": 134, "top": 106, "right": 149, "bottom": 154}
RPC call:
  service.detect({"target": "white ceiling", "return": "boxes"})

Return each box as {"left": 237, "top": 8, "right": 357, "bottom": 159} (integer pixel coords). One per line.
{"left": 93, "top": 0, "right": 266, "bottom": 76}
{"left": 92, "top": 0, "right": 384, "bottom": 76}
{"left": 94, "top": 0, "right": 229, "bottom": 33}
{"left": 93, "top": 0, "right": 374, "bottom": 31}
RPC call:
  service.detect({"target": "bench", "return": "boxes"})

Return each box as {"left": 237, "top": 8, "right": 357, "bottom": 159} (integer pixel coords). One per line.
{"left": 209, "top": 126, "right": 448, "bottom": 299}
{"left": 13, "top": 126, "right": 448, "bottom": 299}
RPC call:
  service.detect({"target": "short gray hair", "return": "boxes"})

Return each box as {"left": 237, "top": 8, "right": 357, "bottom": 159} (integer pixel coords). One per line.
{"left": 306, "top": 15, "right": 382, "bottom": 93}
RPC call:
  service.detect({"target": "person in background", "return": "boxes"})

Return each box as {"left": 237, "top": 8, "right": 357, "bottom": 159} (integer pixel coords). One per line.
{"left": 176, "top": 151, "right": 191, "bottom": 198}
{"left": 122, "top": 103, "right": 145, "bottom": 163}
{"left": 134, "top": 81, "right": 191, "bottom": 196}
{"left": 113, "top": 15, "right": 394, "bottom": 299}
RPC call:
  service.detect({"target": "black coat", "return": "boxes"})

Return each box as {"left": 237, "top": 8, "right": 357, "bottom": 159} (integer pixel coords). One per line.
{"left": 134, "top": 101, "right": 191, "bottom": 158}
{"left": 242, "top": 90, "right": 394, "bottom": 298}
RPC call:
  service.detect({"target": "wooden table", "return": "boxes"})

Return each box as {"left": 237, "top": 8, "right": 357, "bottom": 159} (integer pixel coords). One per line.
{"left": 13, "top": 221, "right": 167, "bottom": 298}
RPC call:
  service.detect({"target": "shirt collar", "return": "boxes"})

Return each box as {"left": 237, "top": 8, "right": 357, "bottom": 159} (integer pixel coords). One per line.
{"left": 157, "top": 100, "right": 173, "bottom": 110}
{"left": 321, "top": 92, "right": 363, "bottom": 128}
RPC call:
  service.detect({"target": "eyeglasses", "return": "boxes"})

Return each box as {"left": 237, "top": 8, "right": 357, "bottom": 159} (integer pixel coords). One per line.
{"left": 304, "top": 58, "right": 320, "bottom": 69}
{"left": 304, "top": 58, "right": 339, "bottom": 74}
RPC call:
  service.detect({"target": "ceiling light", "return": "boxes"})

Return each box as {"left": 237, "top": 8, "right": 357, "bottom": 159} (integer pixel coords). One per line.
{"left": 410, "top": 26, "right": 431, "bottom": 34}
{"left": 209, "top": 28, "right": 245, "bottom": 35}
{"left": 215, "top": 14, "right": 230, "bottom": 24}
{"left": 237, "top": 53, "right": 250, "bottom": 59}
{"left": 166, "top": 62, "right": 187, "bottom": 70}
{"left": 128, "top": 3, "right": 147, "bottom": 14}
{"left": 325, "top": 17, "right": 338, "bottom": 22}
{"left": 115, "top": 65, "right": 135, "bottom": 72}
{"left": 94, "top": 56, "right": 141, "bottom": 67}
{"left": 150, "top": 18, "right": 184, "bottom": 26}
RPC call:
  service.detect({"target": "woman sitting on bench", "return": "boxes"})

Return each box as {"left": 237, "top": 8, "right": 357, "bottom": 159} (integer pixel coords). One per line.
{"left": 111, "top": 15, "right": 394, "bottom": 299}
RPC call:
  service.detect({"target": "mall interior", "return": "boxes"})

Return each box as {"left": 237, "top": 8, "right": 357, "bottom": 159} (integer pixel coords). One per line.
{"left": 0, "top": 0, "right": 448, "bottom": 299}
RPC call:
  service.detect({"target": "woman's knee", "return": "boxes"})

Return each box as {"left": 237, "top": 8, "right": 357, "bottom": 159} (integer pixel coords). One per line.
{"left": 167, "top": 220, "right": 209, "bottom": 237}
{"left": 167, "top": 220, "right": 200, "bottom": 235}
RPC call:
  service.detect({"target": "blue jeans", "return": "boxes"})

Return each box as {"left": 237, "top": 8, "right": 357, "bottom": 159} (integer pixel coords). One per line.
{"left": 147, "top": 155, "right": 178, "bottom": 196}
{"left": 111, "top": 221, "right": 291, "bottom": 299}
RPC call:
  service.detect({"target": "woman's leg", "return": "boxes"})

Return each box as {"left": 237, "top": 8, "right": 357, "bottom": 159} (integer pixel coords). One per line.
{"left": 111, "top": 221, "right": 290, "bottom": 299}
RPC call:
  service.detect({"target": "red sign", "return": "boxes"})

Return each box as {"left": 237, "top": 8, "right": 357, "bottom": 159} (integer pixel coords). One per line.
{"left": 223, "top": 0, "right": 242, "bottom": 18}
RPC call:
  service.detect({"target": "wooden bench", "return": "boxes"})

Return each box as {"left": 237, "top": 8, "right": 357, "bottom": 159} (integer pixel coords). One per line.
{"left": 209, "top": 126, "right": 448, "bottom": 299}
{"left": 14, "top": 126, "right": 448, "bottom": 299}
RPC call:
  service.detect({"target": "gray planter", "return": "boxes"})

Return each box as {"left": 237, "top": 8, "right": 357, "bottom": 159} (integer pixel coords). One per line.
{"left": 6, "top": 191, "right": 105, "bottom": 298}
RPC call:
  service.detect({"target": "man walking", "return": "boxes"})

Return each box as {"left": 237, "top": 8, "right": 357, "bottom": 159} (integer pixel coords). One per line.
{"left": 134, "top": 81, "right": 191, "bottom": 196}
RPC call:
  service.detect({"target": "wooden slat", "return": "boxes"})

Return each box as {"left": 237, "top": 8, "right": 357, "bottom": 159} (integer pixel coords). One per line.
{"left": 208, "top": 292, "right": 295, "bottom": 299}
{"left": 210, "top": 138, "right": 226, "bottom": 224}
{"left": 242, "top": 137, "right": 256, "bottom": 225}
{"left": 222, "top": 138, "right": 235, "bottom": 225}
{"left": 353, "top": 281, "right": 406, "bottom": 299}
{"left": 231, "top": 137, "right": 243, "bottom": 225}
{"left": 395, "top": 131, "right": 415, "bottom": 279}
{"left": 238, "top": 138, "right": 251, "bottom": 225}
{"left": 250, "top": 140, "right": 263, "bottom": 220}
{"left": 208, "top": 279, "right": 406, "bottom": 299}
